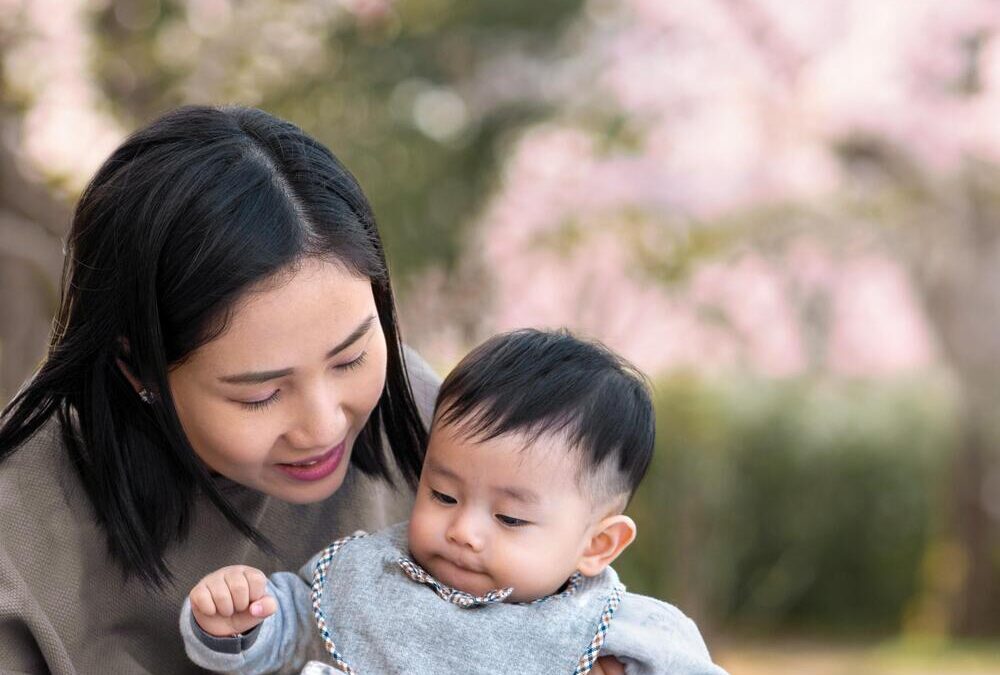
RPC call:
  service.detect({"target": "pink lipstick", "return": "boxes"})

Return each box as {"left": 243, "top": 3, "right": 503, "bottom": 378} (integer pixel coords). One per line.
{"left": 275, "top": 441, "right": 346, "bottom": 482}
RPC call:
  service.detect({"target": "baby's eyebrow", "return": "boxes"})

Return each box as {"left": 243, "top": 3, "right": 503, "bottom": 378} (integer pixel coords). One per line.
{"left": 495, "top": 485, "right": 540, "bottom": 505}
{"left": 425, "top": 459, "right": 460, "bottom": 481}
{"left": 425, "top": 459, "right": 541, "bottom": 505}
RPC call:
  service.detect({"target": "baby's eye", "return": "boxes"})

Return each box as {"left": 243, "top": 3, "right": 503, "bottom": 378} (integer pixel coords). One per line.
{"left": 495, "top": 514, "right": 529, "bottom": 528}
{"left": 430, "top": 489, "right": 457, "bottom": 505}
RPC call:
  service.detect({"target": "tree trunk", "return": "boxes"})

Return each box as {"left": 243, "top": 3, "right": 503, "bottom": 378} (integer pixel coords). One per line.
{"left": 0, "top": 115, "right": 69, "bottom": 407}
{"left": 908, "top": 163, "right": 1000, "bottom": 637}
{"left": 949, "top": 412, "right": 1000, "bottom": 635}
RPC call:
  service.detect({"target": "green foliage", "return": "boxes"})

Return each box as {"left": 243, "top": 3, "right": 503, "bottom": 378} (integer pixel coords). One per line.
{"left": 89, "top": 0, "right": 586, "bottom": 282}
{"left": 617, "top": 373, "right": 954, "bottom": 634}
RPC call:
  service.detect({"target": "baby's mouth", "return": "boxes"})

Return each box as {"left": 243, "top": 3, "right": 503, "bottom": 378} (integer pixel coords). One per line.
{"left": 439, "top": 555, "right": 485, "bottom": 575}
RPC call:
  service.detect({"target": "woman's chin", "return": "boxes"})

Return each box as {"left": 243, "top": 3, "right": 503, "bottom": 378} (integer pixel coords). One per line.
{"left": 275, "top": 485, "right": 339, "bottom": 504}
{"left": 263, "top": 465, "right": 349, "bottom": 504}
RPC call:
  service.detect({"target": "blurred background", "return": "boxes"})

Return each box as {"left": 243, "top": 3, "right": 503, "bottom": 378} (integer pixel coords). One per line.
{"left": 3, "top": 0, "right": 1000, "bottom": 672}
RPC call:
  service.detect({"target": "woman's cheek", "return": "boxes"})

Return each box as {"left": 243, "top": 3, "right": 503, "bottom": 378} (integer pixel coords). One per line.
{"left": 190, "top": 404, "right": 278, "bottom": 473}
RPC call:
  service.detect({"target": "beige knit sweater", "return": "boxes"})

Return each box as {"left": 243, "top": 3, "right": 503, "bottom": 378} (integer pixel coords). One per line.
{"left": 0, "top": 350, "right": 439, "bottom": 674}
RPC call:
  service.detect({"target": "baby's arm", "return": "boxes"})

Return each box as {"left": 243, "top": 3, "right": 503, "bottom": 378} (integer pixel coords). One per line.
{"left": 601, "top": 592, "right": 729, "bottom": 674}
{"left": 180, "top": 566, "right": 319, "bottom": 673}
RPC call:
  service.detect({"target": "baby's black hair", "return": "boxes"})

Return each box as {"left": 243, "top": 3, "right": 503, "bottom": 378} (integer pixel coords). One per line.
{"left": 434, "top": 329, "right": 655, "bottom": 503}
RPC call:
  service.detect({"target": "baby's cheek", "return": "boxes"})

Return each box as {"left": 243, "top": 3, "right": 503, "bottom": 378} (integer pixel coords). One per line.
{"left": 406, "top": 506, "right": 435, "bottom": 560}
{"left": 520, "top": 541, "right": 565, "bottom": 592}
{"left": 498, "top": 545, "right": 535, "bottom": 585}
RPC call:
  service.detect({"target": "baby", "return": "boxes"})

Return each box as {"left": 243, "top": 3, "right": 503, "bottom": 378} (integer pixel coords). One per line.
{"left": 181, "top": 329, "right": 727, "bottom": 675}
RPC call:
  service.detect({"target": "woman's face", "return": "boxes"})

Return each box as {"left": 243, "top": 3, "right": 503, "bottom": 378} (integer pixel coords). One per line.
{"left": 168, "top": 258, "right": 387, "bottom": 503}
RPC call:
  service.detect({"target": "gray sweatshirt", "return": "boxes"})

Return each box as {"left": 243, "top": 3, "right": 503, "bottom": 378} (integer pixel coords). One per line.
{"left": 181, "top": 523, "right": 729, "bottom": 675}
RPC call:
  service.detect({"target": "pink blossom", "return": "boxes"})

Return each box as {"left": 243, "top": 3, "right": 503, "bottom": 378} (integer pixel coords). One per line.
{"left": 430, "top": 0, "right": 983, "bottom": 378}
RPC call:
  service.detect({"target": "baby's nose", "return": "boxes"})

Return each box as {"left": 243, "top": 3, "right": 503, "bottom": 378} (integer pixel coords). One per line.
{"left": 446, "top": 511, "right": 486, "bottom": 552}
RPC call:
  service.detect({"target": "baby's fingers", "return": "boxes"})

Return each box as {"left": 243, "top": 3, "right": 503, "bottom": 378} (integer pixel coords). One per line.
{"left": 207, "top": 577, "right": 236, "bottom": 617}
{"left": 242, "top": 569, "right": 275, "bottom": 619}
{"left": 224, "top": 569, "right": 252, "bottom": 612}
{"left": 190, "top": 584, "right": 218, "bottom": 617}
{"left": 249, "top": 594, "right": 278, "bottom": 619}
{"left": 244, "top": 568, "right": 270, "bottom": 603}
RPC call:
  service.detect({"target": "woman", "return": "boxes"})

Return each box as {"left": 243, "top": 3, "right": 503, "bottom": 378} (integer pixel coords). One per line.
{"left": 0, "top": 106, "right": 439, "bottom": 673}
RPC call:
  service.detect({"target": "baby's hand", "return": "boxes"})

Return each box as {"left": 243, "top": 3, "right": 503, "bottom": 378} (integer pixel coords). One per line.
{"left": 189, "top": 565, "right": 278, "bottom": 637}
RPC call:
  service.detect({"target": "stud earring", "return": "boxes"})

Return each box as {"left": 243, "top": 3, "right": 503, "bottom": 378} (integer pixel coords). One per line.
{"left": 138, "top": 388, "right": 158, "bottom": 404}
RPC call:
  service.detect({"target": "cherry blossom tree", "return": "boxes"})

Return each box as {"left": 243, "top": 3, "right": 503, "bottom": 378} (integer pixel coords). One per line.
{"left": 6, "top": 0, "right": 1000, "bottom": 635}
{"left": 438, "top": 0, "right": 1000, "bottom": 635}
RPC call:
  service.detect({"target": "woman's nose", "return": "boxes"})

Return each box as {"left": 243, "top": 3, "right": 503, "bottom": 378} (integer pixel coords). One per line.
{"left": 284, "top": 386, "right": 346, "bottom": 450}
{"left": 446, "top": 509, "right": 486, "bottom": 553}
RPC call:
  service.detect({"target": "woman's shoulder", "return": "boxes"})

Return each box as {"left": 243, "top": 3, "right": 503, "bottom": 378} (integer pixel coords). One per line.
{"left": 0, "top": 414, "right": 80, "bottom": 514}
{"left": 0, "top": 415, "right": 83, "bottom": 675}
{"left": 0, "top": 415, "right": 96, "bottom": 550}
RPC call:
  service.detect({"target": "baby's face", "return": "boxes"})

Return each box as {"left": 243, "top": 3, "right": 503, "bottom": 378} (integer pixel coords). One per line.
{"left": 408, "top": 421, "right": 598, "bottom": 603}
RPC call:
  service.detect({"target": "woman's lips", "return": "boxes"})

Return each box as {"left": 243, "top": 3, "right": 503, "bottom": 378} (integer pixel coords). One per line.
{"left": 274, "top": 441, "right": 346, "bottom": 482}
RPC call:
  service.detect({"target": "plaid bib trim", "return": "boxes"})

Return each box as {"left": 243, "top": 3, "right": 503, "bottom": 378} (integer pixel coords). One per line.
{"left": 573, "top": 582, "right": 625, "bottom": 675}
{"left": 310, "top": 531, "right": 624, "bottom": 674}
{"left": 310, "top": 532, "right": 368, "bottom": 674}
{"left": 395, "top": 557, "right": 585, "bottom": 607}
{"left": 396, "top": 557, "right": 513, "bottom": 606}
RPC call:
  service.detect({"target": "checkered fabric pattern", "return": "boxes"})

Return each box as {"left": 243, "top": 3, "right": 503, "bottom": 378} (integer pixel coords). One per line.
{"left": 396, "top": 556, "right": 585, "bottom": 607}
{"left": 310, "top": 532, "right": 369, "bottom": 674}
{"left": 528, "top": 572, "right": 583, "bottom": 605}
{"left": 396, "top": 557, "right": 513, "bottom": 607}
{"left": 311, "top": 531, "right": 624, "bottom": 674}
{"left": 573, "top": 583, "right": 625, "bottom": 675}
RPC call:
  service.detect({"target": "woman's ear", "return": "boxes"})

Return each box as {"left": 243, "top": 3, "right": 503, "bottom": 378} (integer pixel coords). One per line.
{"left": 115, "top": 355, "right": 145, "bottom": 395}
{"left": 576, "top": 514, "right": 637, "bottom": 578}
{"left": 116, "top": 355, "right": 159, "bottom": 404}
{"left": 115, "top": 338, "right": 149, "bottom": 396}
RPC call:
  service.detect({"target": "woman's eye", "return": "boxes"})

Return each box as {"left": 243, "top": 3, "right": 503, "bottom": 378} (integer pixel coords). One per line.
{"left": 495, "top": 514, "right": 529, "bottom": 528}
{"left": 335, "top": 351, "right": 368, "bottom": 372}
{"left": 430, "top": 489, "right": 457, "bottom": 505}
{"left": 239, "top": 390, "right": 281, "bottom": 411}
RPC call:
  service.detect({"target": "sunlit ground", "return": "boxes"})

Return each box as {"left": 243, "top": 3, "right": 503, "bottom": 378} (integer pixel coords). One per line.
{"left": 715, "top": 638, "right": 1000, "bottom": 675}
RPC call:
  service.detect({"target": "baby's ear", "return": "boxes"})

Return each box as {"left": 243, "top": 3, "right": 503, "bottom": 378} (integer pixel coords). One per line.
{"left": 576, "top": 515, "right": 637, "bottom": 578}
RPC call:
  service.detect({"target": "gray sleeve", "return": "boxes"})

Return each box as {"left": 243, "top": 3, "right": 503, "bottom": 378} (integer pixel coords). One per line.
{"left": 180, "top": 572, "right": 319, "bottom": 674}
{"left": 186, "top": 614, "right": 261, "bottom": 654}
{"left": 602, "top": 592, "right": 729, "bottom": 675}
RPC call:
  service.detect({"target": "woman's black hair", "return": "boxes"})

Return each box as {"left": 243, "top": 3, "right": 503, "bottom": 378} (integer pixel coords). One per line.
{"left": 0, "top": 106, "right": 427, "bottom": 587}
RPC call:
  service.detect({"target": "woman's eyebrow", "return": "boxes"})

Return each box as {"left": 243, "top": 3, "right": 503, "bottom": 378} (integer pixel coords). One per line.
{"left": 217, "top": 314, "right": 376, "bottom": 384}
